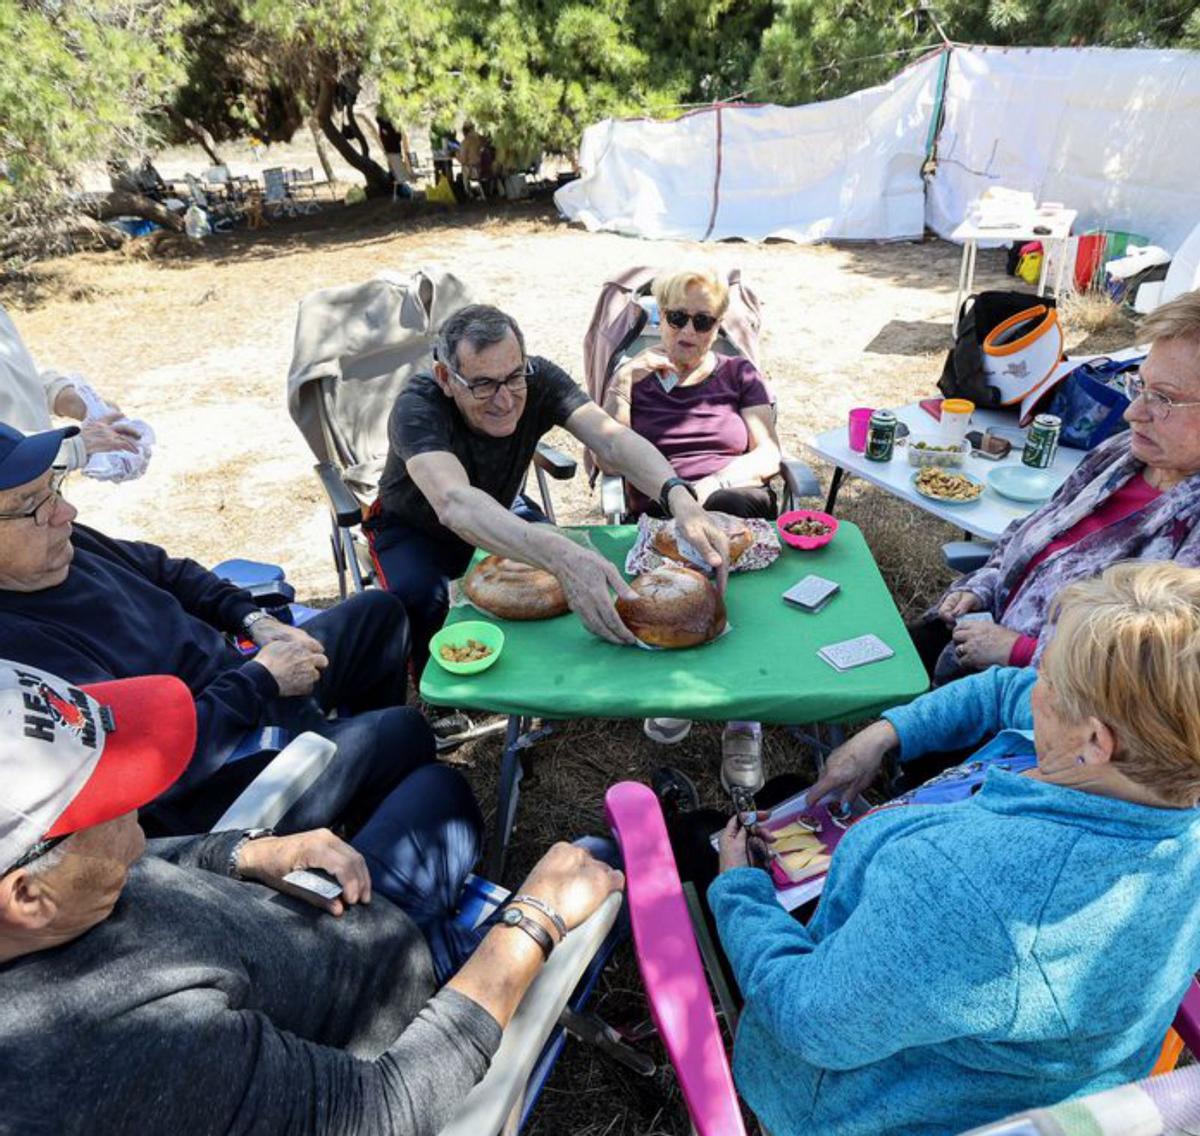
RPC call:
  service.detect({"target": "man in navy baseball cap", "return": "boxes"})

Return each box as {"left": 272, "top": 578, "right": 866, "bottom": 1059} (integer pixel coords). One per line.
{"left": 0, "top": 420, "right": 77, "bottom": 490}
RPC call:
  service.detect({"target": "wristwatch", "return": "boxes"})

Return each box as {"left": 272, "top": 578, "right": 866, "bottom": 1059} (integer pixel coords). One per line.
{"left": 499, "top": 905, "right": 555, "bottom": 959}
{"left": 241, "top": 610, "right": 271, "bottom": 636}
{"left": 658, "top": 476, "right": 697, "bottom": 517}
{"left": 228, "top": 827, "right": 274, "bottom": 880}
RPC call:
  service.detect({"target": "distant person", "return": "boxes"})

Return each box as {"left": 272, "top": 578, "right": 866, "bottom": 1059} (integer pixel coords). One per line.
{"left": 377, "top": 115, "right": 415, "bottom": 197}
{"left": 458, "top": 121, "right": 484, "bottom": 185}
{"left": 910, "top": 287, "right": 1200, "bottom": 682}
{"left": 0, "top": 660, "right": 624, "bottom": 1134}
{"left": 0, "top": 303, "right": 144, "bottom": 472}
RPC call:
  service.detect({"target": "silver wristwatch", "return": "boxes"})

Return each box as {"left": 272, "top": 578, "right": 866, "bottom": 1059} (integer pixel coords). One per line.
{"left": 241, "top": 610, "right": 271, "bottom": 635}
{"left": 228, "top": 827, "right": 274, "bottom": 880}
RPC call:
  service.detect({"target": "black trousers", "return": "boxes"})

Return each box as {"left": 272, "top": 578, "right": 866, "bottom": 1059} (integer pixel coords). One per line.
{"left": 642, "top": 483, "right": 778, "bottom": 521}
{"left": 145, "top": 591, "right": 428, "bottom": 837}
{"left": 907, "top": 614, "right": 953, "bottom": 680}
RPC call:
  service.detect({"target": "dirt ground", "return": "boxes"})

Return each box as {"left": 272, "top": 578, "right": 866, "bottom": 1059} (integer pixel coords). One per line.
{"left": 2, "top": 192, "right": 1139, "bottom": 1135}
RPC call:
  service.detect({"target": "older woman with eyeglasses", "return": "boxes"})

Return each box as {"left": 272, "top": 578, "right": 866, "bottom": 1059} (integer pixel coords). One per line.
{"left": 603, "top": 266, "right": 782, "bottom": 520}
{"left": 911, "top": 287, "right": 1200, "bottom": 682}
{"left": 713, "top": 561, "right": 1200, "bottom": 1136}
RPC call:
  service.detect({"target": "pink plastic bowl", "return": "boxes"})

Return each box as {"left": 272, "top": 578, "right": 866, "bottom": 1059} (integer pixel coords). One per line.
{"left": 777, "top": 509, "right": 839, "bottom": 551}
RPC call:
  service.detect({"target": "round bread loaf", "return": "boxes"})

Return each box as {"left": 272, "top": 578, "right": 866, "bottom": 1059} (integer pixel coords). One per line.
{"left": 464, "top": 555, "right": 569, "bottom": 620}
{"left": 652, "top": 513, "right": 753, "bottom": 567}
{"left": 616, "top": 564, "right": 727, "bottom": 649}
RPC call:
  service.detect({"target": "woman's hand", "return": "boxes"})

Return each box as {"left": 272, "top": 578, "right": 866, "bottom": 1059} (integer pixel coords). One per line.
{"left": 236, "top": 829, "right": 372, "bottom": 917}
{"left": 717, "top": 814, "right": 772, "bottom": 873}
{"left": 623, "top": 347, "right": 675, "bottom": 384}
{"left": 806, "top": 720, "right": 899, "bottom": 805}
{"left": 937, "top": 590, "right": 984, "bottom": 625}
{"left": 950, "top": 621, "right": 1021, "bottom": 670}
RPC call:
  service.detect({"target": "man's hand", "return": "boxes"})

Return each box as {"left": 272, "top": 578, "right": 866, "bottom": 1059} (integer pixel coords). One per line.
{"left": 937, "top": 589, "right": 984, "bottom": 625}
{"left": 80, "top": 412, "right": 140, "bottom": 457}
{"left": 515, "top": 842, "right": 625, "bottom": 934}
{"left": 52, "top": 385, "right": 90, "bottom": 420}
{"left": 806, "top": 720, "right": 900, "bottom": 805}
{"left": 254, "top": 638, "right": 328, "bottom": 696}
{"left": 552, "top": 542, "right": 639, "bottom": 645}
{"left": 950, "top": 621, "right": 1020, "bottom": 671}
{"left": 248, "top": 615, "right": 324, "bottom": 654}
{"left": 235, "top": 829, "right": 371, "bottom": 917}
{"left": 671, "top": 494, "right": 731, "bottom": 593}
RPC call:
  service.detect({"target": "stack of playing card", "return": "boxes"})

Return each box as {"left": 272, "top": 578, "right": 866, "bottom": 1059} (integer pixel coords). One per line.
{"left": 782, "top": 575, "right": 840, "bottom": 612}
{"left": 818, "top": 634, "right": 895, "bottom": 671}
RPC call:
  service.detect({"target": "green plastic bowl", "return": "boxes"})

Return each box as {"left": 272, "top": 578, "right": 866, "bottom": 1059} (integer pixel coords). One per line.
{"left": 429, "top": 621, "right": 505, "bottom": 676}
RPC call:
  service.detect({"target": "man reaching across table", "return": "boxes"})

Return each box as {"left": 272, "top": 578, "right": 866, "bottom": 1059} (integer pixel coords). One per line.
{"left": 366, "top": 303, "right": 733, "bottom": 686}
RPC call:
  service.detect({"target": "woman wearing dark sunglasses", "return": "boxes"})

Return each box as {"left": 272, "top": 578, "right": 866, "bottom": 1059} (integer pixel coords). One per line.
{"left": 604, "top": 266, "right": 782, "bottom": 782}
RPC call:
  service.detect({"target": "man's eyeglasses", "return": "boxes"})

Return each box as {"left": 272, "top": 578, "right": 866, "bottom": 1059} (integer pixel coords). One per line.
{"left": 449, "top": 361, "right": 533, "bottom": 402}
{"left": 664, "top": 309, "right": 719, "bottom": 333}
{"left": 1123, "top": 372, "right": 1200, "bottom": 421}
{"left": 3, "top": 834, "right": 69, "bottom": 876}
{"left": 0, "top": 469, "right": 68, "bottom": 526}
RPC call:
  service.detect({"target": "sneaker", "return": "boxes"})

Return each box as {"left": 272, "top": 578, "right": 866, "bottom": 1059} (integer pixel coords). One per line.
{"left": 720, "top": 721, "right": 764, "bottom": 795}
{"left": 428, "top": 708, "right": 473, "bottom": 752}
{"left": 651, "top": 766, "right": 700, "bottom": 817}
{"left": 643, "top": 717, "right": 693, "bottom": 745}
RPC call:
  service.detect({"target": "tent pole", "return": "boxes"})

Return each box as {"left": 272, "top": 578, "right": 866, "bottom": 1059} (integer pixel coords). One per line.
{"left": 702, "top": 105, "right": 724, "bottom": 242}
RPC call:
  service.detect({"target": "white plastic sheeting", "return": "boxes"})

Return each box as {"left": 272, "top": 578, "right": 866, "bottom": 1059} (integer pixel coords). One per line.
{"left": 927, "top": 47, "right": 1200, "bottom": 254}
{"left": 556, "top": 46, "right": 1200, "bottom": 253}
{"left": 555, "top": 56, "right": 942, "bottom": 242}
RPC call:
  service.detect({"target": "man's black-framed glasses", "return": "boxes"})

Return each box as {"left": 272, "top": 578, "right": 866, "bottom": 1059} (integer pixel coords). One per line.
{"left": 3, "top": 834, "right": 69, "bottom": 876}
{"left": 0, "top": 469, "right": 68, "bottom": 527}
{"left": 448, "top": 360, "right": 533, "bottom": 401}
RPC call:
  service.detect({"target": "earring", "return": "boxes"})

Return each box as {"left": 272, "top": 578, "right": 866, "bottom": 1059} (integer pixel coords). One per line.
{"left": 1075, "top": 755, "right": 1086, "bottom": 766}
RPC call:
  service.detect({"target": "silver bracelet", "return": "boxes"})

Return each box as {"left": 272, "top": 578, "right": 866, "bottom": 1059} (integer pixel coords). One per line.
{"left": 510, "top": 893, "right": 567, "bottom": 940}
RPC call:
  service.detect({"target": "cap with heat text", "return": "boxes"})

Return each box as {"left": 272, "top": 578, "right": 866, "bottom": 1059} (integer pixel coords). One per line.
{"left": 0, "top": 661, "right": 196, "bottom": 874}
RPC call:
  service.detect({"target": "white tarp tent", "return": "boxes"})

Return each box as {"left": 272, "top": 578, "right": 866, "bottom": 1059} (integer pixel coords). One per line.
{"left": 556, "top": 45, "right": 1200, "bottom": 253}
{"left": 555, "top": 56, "right": 942, "bottom": 242}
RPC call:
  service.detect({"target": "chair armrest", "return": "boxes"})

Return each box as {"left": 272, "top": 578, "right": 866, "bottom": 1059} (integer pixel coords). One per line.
{"left": 779, "top": 458, "right": 821, "bottom": 501}
{"left": 315, "top": 462, "right": 365, "bottom": 528}
{"left": 942, "top": 540, "right": 993, "bottom": 574}
{"left": 437, "top": 892, "right": 623, "bottom": 1136}
{"left": 533, "top": 442, "right": 576, "bottom": 481}
{"left": 604, "top": 782, "right": 746, "bottom": 1136}
{"left": 600, "top": 474, "right": 626, "bottom": 524}
{"left": 212, "top": 732, "right": 338, "bottom": 831}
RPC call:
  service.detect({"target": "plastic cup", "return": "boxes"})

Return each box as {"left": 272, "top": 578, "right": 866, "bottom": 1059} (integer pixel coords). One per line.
{"left": 848, "top": 408, "right": 874, "bottom": 453}
{"left": 941, "top": 398, "right": 975, "bottom": 443}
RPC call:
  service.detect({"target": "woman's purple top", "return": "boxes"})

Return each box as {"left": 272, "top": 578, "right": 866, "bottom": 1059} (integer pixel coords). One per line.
{"left": 628, "top": 356, "right": 771, "bottom": 509}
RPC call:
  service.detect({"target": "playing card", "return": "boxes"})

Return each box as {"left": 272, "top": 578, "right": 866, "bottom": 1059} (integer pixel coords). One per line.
{"left": 956, "top": 611, "right": 995, "bottom": 625}
{"left": 818, "top": 633, "right": 894, "bottom": 671}
{"left": 782, "top": 575, "right": 840, "bottom": 612}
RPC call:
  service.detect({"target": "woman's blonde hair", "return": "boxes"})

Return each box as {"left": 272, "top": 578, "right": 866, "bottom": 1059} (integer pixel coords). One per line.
{"left": 652, "top": 266, "right": 730, "bottom": 318}
{"left": 1044, "top": 561, "right": 1200, "bottom": 807}
{"left": 1140, "top": 287, "right": 1200, "bottom": 345}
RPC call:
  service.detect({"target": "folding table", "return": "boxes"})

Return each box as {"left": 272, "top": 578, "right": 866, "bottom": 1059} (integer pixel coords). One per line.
{"left": 807, "top": 403, "right": 1086, "bottom": 543}
{"left": 421, "top": 522, "right": 928, "bottom": 876}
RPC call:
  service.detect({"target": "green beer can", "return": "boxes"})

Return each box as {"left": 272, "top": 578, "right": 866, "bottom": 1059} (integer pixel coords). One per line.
{"left": 1022, "top": 414, "right": 1061, "bottom": 469}
{"left": 866, "top": 410, "right": 897, "bottom": 462}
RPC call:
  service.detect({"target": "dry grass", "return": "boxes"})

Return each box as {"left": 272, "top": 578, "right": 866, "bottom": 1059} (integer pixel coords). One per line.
{"left": 1058, "top": 290, "right": 1137, "bottom": 349}
{"left": 2, "top": 195, "right": 1150, "bottom": 1133}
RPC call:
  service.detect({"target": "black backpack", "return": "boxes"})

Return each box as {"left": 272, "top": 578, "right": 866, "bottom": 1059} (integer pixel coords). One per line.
{"left": 939, "top": 291, "right": 1058, "bottom": 409}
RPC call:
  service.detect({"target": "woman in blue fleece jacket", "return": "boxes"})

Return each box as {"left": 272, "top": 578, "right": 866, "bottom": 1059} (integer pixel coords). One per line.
{"left": 709, "top": 561, "right": 1200, "bottom": 1136}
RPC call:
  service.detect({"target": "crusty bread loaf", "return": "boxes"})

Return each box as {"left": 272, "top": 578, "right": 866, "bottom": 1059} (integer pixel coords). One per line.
{"left": 463, "top": 555, "right": 568, "bottom": 620}
{"left": 652, "top": 513, "right": 753, "bottom": 567}
{"left": 616, "top": 564, "right": 727, "bottom": 648}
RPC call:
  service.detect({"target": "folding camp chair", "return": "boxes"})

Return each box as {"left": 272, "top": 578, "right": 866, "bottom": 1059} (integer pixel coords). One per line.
{"left": 285, "top": 168, "right": 322, "bottom": 214}
{"left": 286, "top": 269, "right": 578, "bottom": 599}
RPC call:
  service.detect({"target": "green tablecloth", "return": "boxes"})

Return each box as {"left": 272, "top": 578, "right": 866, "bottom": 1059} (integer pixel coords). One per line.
{"left": 420, "top": 522, "right": 928, "bottom": 724}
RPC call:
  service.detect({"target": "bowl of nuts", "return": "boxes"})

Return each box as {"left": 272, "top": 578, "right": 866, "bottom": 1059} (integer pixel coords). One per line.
{"left": 430, "top": 621, "right": 506, "bottom": 675}
{"left": 776, "top": 509, "right": 839, "bottom": 551}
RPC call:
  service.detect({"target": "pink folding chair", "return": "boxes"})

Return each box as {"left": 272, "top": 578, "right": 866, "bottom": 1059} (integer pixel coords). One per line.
{"left": 605, "top": 781, "right": 746, "bottom": 1135}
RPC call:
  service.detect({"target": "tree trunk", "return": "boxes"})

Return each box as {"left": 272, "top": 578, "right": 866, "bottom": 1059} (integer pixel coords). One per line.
{"left": 315, "top": 77, "right": 390, "bottom": 198}
{"left": 308, "top": 116, "right": 337, "bottom": 187}
{"left": 161, "top": 106, "right": 226, "bottom": 166}
{"left": 88, "top": 190, "right": 186, "bottom": 232}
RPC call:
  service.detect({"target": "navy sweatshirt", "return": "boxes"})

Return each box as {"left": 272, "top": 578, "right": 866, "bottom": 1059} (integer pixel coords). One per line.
{"left": 0, "top": 524, "right": 279, "bottom": 792}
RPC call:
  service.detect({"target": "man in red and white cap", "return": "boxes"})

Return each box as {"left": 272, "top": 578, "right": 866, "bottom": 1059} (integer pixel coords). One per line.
{"left": 0, "top": 660, "right": 622, "bottom": 1136}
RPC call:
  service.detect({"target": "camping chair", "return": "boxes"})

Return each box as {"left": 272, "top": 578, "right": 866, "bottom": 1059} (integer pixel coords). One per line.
{"left": 286, "top": 269, "right": 578, "bottom": 599}
{"left": 582, "top": 267, "right": 820, "bottom": 522}
{"left": 261, "top": 167, "right": 297, "bottom": 219}
{"left": 285, "top": 168, "right": 321, "bottom": 214}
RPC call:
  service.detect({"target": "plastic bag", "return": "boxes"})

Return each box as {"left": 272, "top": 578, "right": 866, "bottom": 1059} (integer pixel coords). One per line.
{"left": 426, "top": 175, "right": 457, "bottom": 206}
{"left": 183, "top": 204, "right": 210, "bottom": 240}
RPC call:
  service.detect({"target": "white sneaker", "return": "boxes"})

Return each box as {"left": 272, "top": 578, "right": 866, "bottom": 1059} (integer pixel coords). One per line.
{"left": 643, "top": 717, "right": 693, "bottom": 745}
{"left": 720, "top": 721, "right": 764, "bottom": 794}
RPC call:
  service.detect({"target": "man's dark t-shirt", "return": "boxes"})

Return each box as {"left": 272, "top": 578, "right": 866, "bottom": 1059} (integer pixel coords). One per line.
{"left": 375, "top": 357, "right": 590, "bottom": 541}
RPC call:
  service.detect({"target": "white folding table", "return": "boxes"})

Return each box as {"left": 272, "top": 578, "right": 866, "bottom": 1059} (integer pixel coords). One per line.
{"left": 805, "top": 403, "right": 1086, "bottom": 543}
{"left": 951, "top": 207, "right": 1077, "bottom": 335}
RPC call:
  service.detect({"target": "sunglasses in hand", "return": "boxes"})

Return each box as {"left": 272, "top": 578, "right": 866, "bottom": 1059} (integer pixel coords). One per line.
{"left": 664, "top": 309, "right": 719, "bottom": 333}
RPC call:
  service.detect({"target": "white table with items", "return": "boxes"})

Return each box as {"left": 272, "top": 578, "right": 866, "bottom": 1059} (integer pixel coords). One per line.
{"left": 951, "top": 206, "right": 1077, "bottom": 336}
{"left": 805, "top": 402, "right": 1087, "bottom": 543}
